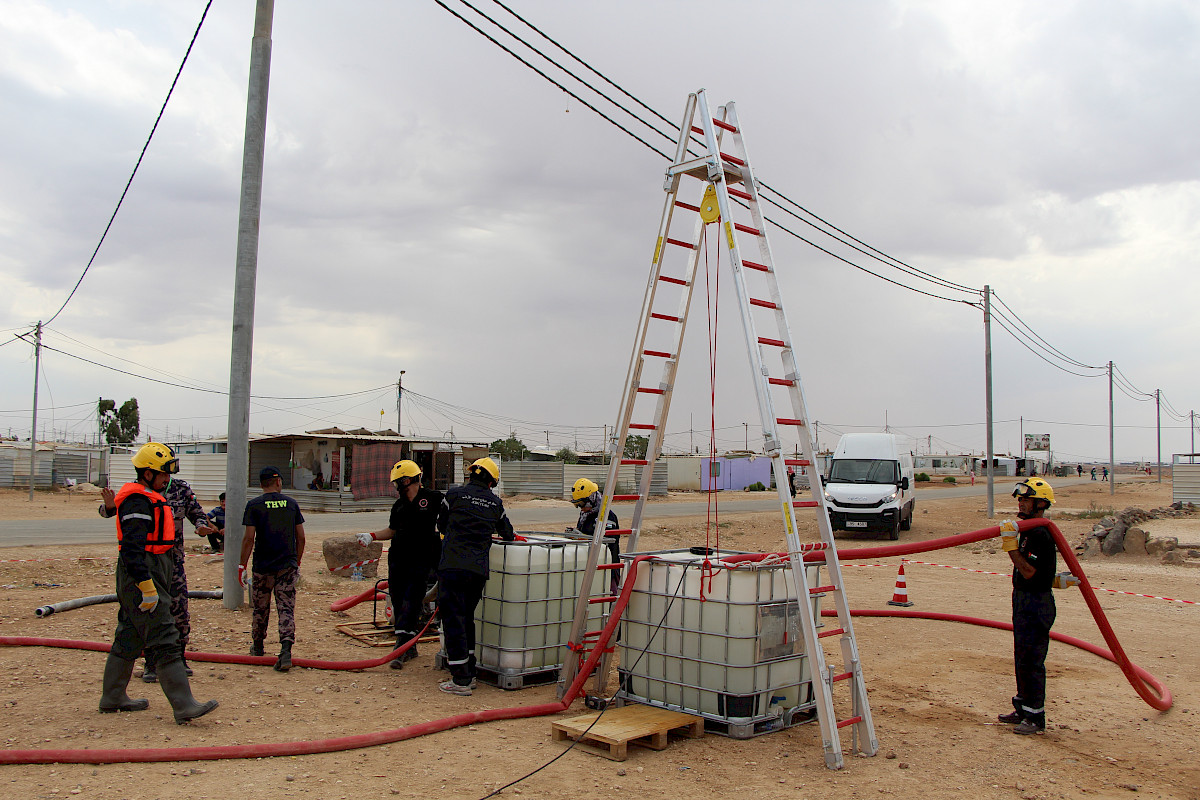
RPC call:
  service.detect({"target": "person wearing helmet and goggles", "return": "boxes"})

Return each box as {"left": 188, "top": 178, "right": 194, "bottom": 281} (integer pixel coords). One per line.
{"left": 997, "top": 477, "right": 1057, "bottom": 736}
{"left": 570, "top": 478, "right": 621, "bottom": 592}
{"left": 99, "top": 442, "right": 218, "bottom": 723}
{"left": 356, "top": 460, "right": 444, "bottom": 669}
{"left": 434, "top": 457, "right": 514, "bottom": 696}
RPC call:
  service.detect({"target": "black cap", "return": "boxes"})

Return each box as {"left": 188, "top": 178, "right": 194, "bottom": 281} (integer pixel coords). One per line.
{"left": 259, "top": 466, "right": 282, "bottom": 482}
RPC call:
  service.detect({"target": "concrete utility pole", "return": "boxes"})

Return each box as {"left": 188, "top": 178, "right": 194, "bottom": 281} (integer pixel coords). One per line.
{"left": 984, "top": 286, "right": 994, "bottom": 517}
{"left": 224, "top": 0, "right": 275, "bottom": 610}
{"left": 1155, "top": 389, "right": 1161, "bottom": 483}
{"left": 1108, "top": 361, "right": 1115, "bottom": 497}
{"left": 28, "top": 321, "right": 42, "bottom": 501}
{"left": 397, "top": 370, "right": 405, "bottom": 435}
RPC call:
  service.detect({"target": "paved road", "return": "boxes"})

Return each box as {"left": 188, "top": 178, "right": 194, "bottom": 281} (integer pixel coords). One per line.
{"left": 0, "top": 475, "right": 1116, "bottom": 548}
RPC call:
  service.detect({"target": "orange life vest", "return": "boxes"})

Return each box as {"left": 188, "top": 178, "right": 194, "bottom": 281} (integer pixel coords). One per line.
{"left": 114, "top": 482, "right": 176, "bottom": 554}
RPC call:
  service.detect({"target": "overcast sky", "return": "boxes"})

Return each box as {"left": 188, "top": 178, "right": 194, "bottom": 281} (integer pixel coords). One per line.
{"left": 2, "top": 0, "right": 1198, "bottom": 465}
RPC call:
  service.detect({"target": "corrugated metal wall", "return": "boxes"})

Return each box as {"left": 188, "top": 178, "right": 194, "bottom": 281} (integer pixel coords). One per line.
{"left": 0, "top": 448, "right": 54, "bottom": 488}
{"left": 1173, "top": 462, "right": 1200, "bottom": 504}
{"left": 498, "top": 461, "right": 668, "bottom": 499}
{"left": 0, "top": 451, "right": 14, "bottom": 488}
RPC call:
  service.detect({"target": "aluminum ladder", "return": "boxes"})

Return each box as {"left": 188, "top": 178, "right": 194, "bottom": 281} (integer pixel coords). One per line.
{"left": 559, "top": 89, "right": 878, "bottom": 769}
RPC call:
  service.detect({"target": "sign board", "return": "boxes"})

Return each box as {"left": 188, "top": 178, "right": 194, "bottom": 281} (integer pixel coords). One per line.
{"left": 1024, "top": 433, "right": 1050, "bottom": 452}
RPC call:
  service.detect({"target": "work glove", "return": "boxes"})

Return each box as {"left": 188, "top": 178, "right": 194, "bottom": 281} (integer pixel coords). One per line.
{"left": 999, "top": 519, "right": 1019, "bottom": 552}
{"left": 136, "top": 579, "right": 159, "bottom": 613}
{"left": 1052, "top": 572, "right": 1081, "bottom": 590}
{"left": 238, "top": 564, "right": 250, "bottom": 589}
{"left": 355, "top": 532, "right": 374, "bottom": 547}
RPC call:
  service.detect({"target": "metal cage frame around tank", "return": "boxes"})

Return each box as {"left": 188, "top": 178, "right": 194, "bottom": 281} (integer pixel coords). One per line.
{"left": 615, "top": 547, "right": 822, "bottom": 738}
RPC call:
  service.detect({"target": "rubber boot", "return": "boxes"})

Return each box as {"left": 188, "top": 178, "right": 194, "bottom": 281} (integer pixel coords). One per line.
{"left": 180, "top": 642, "right": 193, "bottom": 676}
{"left": 274, "top": 641, "right": 292, "bottom": 672}
{"left": 250, "top": 640, "right": 264, "bottom": 657}
{"left": 98, "top": 653, "right": 150, "bottom": 713}
{"left": 141, "top": 658, "right": 158, "bottom": 683}
{"left": 157, "top": 658, "right": 218, "bottom": 724}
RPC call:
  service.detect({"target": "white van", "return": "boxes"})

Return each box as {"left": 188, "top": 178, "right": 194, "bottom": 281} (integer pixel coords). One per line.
{"left": 822, "top": 433, "right": 915, "bottom": 540}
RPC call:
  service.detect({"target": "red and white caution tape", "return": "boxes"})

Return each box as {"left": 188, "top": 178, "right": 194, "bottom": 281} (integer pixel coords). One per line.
{"left": 330, "top": 558, "right": 380, "bottom": 573}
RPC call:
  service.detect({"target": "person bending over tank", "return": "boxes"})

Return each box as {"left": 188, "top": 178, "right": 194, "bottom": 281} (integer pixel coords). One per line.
{"left": 99, "top": 442, "right": 217, "bottom": 723}
{"left": 436, "top": 457, "right": 514, "bottom": 696}
{"left": 357, "top": 459, "right": 444, "bottom": 669}
{"left": 570, "top": 478, "right": 621, "bottom": 593}
{"left": 997, "top": 477, "right": 1058, "bottom": 736}
{"left": 239, "top": 466, "right": 306, "bottom": 671}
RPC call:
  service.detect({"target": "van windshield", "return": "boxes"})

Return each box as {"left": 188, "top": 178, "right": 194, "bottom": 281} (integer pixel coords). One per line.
{"left": 829, "top": 459, "right": 900, "bottom": 484}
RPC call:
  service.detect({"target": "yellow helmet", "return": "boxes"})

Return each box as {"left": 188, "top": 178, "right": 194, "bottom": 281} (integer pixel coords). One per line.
{"left": 469, "top": 457, "right": 500, "bottom": 484}
{"left": 572, "top": 478, "right": 599, "bottom": 504}
{"left": 131, "top": 442, "right": 180, "bottom": 475}
{"left": 1013, "top": 477, "right": 1054, "bottom": 505}
{"left": 390, "top": 459, "right": 422, "bottom": 483}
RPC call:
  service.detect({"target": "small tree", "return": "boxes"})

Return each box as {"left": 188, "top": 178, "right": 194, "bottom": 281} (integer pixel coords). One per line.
{"left": 489, "top": 435, "right": 530, "bottom": 462}
{"left": 98, "top": 398, "right": 140, "bottom": 444}
{"left": 554, "top": 447, "right": 579, "bottom": 464}
{"left": 624, "top": 435, "right": 649, "bottom": 460}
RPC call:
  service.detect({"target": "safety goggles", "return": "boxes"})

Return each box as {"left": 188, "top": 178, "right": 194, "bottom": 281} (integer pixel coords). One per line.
{"left": 571, "top": 498, "right": 591, "bottom": 508}
{"left": 1012, "top": 482, "right": 1037, "bottom": 499}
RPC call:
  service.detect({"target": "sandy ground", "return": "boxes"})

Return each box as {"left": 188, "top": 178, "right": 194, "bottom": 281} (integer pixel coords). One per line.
{"left": 0, "top": 479, "right": 1198, "bottom": 800}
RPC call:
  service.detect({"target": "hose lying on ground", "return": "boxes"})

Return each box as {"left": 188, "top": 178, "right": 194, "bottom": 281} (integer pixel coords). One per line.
{"left": 34, "top": 590, "right": 223, "bottom": 618}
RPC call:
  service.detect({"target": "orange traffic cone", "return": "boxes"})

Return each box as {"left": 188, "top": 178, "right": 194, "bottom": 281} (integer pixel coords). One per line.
{"left": 887, "top": 561, "right": 914, "bottom": 607}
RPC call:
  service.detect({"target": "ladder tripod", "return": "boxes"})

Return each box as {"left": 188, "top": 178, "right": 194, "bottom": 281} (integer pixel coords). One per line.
{"left": 559, "top": 89, "right": 877, "bottom": 769}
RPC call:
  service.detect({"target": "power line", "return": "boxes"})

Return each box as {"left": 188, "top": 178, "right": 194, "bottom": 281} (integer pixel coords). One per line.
{"left": 990, "top": 292, "right": 1100, "bottom": 370}
{"left": 988, "top": 314, "right": 1106, "bottom": 378}
{"left": 43, "top": 1, "right": 214, "bottom": 327}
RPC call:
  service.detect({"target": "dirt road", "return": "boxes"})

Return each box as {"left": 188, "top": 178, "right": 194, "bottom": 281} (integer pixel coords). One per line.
{"left": 0, "top": 479, "right": 1197, "bottom": 800}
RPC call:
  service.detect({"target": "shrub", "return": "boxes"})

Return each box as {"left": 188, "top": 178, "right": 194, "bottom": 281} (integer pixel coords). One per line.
{"left": 915, "top": 473, "right": 931, "bottom": 482}
{"left": 942, "top": 476, "right": 957, "bottom": 484}
{"left": 746, "top": 481, "right": 768, "bottom": 492}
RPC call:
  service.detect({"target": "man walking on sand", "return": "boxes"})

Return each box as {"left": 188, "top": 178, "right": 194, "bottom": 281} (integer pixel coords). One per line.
{"left": 239, "top": 466, "right": 306, "bottom": 671}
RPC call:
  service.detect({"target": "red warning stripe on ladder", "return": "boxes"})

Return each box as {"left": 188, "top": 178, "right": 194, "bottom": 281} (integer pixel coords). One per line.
{"left": 742, "top": 259, "right": 770, "bottom": 272}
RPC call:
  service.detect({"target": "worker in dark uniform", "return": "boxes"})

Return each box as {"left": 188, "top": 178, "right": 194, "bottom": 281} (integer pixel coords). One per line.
{"left": 239, "top": 466, "right": 306, "bottom": 671}
{"left": 997, "top": 477, "right": 1057, "bottom": 735}
{"left": 357, "top": 459, "right": 444, "bottom": 669}
{"left": 436, "top": 457, "right": 514, "bottom": 696}
{"left": 99, "top": 442, "right": 218, "bottom": 723}
{"left": 570, "top": 478, "right": 620, "bottom": 592}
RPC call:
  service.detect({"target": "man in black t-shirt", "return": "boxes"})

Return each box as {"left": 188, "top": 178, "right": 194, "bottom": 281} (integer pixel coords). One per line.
{"left": 357, "top": 460, "right": 443, "bottom": 669}
{"left": 998, "top": 477, "right": 1058, "bottom": 735}
{"left": 239, "top": 466, "right": 306, "bottom": 671}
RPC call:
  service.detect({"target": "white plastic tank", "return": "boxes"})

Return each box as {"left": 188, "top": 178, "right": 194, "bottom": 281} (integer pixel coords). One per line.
{"left": 618, "top": 547, "right": 821, "bottom": 737}
{"left": 474, "top": 533, "right": 606, "bottom": 675}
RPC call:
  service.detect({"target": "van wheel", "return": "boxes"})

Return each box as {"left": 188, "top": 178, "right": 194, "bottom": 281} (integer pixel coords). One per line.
{"left": 888, "top": 515, "right": 901, "bottom": 540}
{"left": 900, "top": 505, "right": 912, "bottom": 531}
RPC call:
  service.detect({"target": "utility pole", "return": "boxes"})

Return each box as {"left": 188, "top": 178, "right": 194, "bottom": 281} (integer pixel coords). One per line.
{"left": 743, "top": 422, "right": 748, "bottom": 451}
{"left": 1108, "top": 361, "right": 1115, "bottom": 497}
{"left": 1155, "top": 389, "right": 1161, "bottom": 483}
{"left": 397, "top": 370, "right": 405, "bottom": 435}
{"left": 224, "top": 0, "right": 275, "bottom": 611}
{"left": 984, "top": 285, "right": 994, "bottom": 517}
{"left": 96, "top": 396, "right": 105, "bottom": 488}
{"left": 28, "top": 321, "right": 42, "bottom": 501}
{"left": 814, "top": 420, "right": 820, "bottom": 453}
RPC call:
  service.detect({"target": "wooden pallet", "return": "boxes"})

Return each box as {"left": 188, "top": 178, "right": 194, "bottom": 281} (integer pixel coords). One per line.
{"left": 334, "top": 622, "right": 438, "bottom": 648}
{"left": 551, "top": 704, "right": 704, "bottom": 761}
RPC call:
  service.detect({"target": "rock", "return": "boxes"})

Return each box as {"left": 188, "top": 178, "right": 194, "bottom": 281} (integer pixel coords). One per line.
{"left": 322, "top": 537, "right": 383, "bottom": 578}
{"left": 1161, "top": 550, "right": 1187, "bottom": 565}
{"left": 1101, "top": 528, "right": 1126, "bottom": 556}
{"left": 1123, "top": 528, "right": 1148, "bottom": 556}
{"left": 1079, "top": 538, "right": 1102, "bottom": 559}
{"left": 1146, "top": 536, "right": 1178, "bottom": 557}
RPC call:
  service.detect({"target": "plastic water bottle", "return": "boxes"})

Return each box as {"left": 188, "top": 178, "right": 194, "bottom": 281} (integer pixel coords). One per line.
{"left": 351, "top": 564, "right": 363, "bottom": 581}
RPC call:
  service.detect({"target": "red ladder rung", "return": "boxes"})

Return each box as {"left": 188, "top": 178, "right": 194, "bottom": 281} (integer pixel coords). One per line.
{"left": 621, "top": 459, "right": 648, "bottom": 466}
{"left": 809, "top": 584, "right": 835, "bottom": 595}
{"left": 651, "top": 312, "right": 681, "bottom": 322}
{"left": 690, "top": 125, "right": 704, "bottom": 134}
{"left": 720, "top": 152, "right": 745, "bottom": 166}
{"left": 588, "top": 596, "right": 619, "bottom": 604}
{"left": 734, "top": 222, "right": 759, "bottom": 235}
{"left": 750, "top": 298, "right": 777, "bottom": 309}
{"left": 758, "top": 337, "right": 785, "bottom": 347}
{"left": 793, "top": 500, "right": 819, "bottom": 508}
{"left": 728, "top": 187, "right": 752, "bottom": 201}
{"left": 832, "top": 671, "right": 853, "bottom": 683}
{"left": 768, "top": 378, "right": 794, "bottom": 386}
{"left": 642, "top": 350, "right": 671, "bottom": 358}
{"left": 837, "top": 715, "right": 864, "bottom": 729}
{"left": 675, "top": 200, "right": 700, "bottom": 212}
{"left": 637, "top": 387, "right": 665, "bottom": 395}
{"left": 784, "top": 459, "right": 811, "bottom": 466}
{"left": 607, "top": 528, "right": 633, "bottom": 536}
{"left": 666, "top": 237, "right": 695, "bottom": 250}
{"left": 595, "top": 563, "right": 623, "bottom": 570}
{"left": 659, "top": 275, "right": 688, "bottom": 286}
{"left": 777, "top": 417, "right": 806, "bottom": 426}
{"left": 742, "top": 259, "right": 770, "bottom": 272}
{"left": 713, "top": 118, "right": 737, "bottom": 132}
{"left": 818, "top": 628, "right": 845, "bottom": 639}
{"left": 629, "top": 423, "right": 656, "bottom": 430}
{"left": 611, "top": 495, "right": 641, "bottom": 502}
